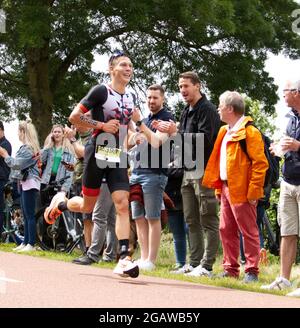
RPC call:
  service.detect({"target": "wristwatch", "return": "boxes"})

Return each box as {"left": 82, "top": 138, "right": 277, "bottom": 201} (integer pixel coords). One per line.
{"left": 135, "top": 120, "right": 143, "bottom": 127}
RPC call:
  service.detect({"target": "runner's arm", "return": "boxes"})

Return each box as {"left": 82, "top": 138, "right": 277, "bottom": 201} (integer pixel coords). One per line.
{"left": 69, "top": 105, "right": 120, "bottom": 134}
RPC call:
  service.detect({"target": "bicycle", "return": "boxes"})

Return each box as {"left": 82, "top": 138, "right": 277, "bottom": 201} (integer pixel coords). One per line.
{"left": 1, "top": 182, "right": 24, "bottom": 245}
{"left": 35, "top": 178, "right": 85, "bottom": 253}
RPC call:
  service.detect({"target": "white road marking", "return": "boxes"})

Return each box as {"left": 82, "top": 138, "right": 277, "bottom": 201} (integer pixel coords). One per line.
{"left": 0, "top": 277, "right": 23, "bottom": 283}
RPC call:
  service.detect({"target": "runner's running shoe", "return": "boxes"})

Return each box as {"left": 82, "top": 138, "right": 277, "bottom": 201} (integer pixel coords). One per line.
{"left": 113, "top": 256, "right": 139, "bottom": 278}
{"left": 44, "top": 192, "right": 67, "bottom": 224}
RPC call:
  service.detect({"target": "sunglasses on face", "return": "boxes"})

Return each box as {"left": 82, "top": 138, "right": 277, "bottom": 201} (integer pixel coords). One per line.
{"left": 108, "top": 50, "right": 126, "bottom": 64}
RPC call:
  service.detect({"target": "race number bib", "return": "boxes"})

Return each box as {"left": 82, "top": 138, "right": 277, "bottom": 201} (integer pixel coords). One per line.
{"left": 95, "top": 145, "right": 122, "bottom": 163}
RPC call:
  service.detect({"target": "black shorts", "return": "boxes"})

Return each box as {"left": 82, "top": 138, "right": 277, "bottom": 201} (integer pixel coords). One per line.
{"left": 82, "top": 137, "right": 129, "bottom": 197}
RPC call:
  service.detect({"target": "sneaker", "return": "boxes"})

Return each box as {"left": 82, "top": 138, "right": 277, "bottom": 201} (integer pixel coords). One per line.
{"left": 260, "top": 276, "right": 292, "bottom": 290}
{"left": 13, "top": 243, "right": 26, "bottom": 251}
{"left": 18, "top": 244, "right": 35, "bottom": 252}
{"left": 185, "top": 265, "right": 213, "bottom": 277}
{"left": 72, "top": 254, "right": 97, "bottom": 265}
{"left": 286, "top": 288, "right": 300, "bottom": 297}
{"left": 113, "top": 256, "right": 139, "bottom": 278}
{"left": 243, "top": 272, "right": 258, "bottom": 283}
{"left": 138, "top": 259, "right": 155, "bottom": 271}
{"left": 44, "top": 192, "right": 67, "bottom": 225}
{"left": 170, "top": 264, "right": 195, "bottom": 274}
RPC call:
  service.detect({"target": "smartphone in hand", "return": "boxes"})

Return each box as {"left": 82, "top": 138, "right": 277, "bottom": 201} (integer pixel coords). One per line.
{"left": 61, "top": 160, "right": 74, "bottom": 172}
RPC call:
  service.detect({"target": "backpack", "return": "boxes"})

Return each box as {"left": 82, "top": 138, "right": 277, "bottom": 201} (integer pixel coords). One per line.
{"left": 239, "top": 122, "right": 280, "bottom": 191}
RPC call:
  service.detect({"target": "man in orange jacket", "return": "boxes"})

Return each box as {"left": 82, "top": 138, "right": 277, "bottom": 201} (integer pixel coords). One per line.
{"left": 202, "top": 91, "right": 268, "bottom": 282}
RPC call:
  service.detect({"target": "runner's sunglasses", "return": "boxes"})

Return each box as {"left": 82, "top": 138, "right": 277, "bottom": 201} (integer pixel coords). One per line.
{"left": 108, "top": 50, "right": 126, "bottom": 64}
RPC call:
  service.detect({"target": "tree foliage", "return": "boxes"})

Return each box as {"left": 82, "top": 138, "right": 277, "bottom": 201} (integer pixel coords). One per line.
{"left": 0, "top": 0, "right": 299, "bottom": 141}
{"left": 245, "top": 97, "right": 278, "bottom": 137}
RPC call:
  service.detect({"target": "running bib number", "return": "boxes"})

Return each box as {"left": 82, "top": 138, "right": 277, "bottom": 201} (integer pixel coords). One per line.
{"left": 95, "top": 145, "right": 122, "bottom": 163}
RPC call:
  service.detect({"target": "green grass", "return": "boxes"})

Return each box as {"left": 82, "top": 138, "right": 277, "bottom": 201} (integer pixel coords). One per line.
{"left": 1, "top": 232, "right": 300, "bottom": 298}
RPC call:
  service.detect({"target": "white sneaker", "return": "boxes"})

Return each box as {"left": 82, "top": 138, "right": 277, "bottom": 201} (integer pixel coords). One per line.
{"left": 286, "top": 288, "right": 300, "bottom": 297}
{"left": 113, "top": 256, "right": 139, "bottom": 278}
{"left": 260, "top": 276, "right": 291, "bottom": 290}
{"left": 138, "top": 260, "right": 155, "bottom": 271}
{"left": 170, "top": 264, "right": 195, "bottom": 274}
{"left": 13, "top": 243, "right": 26, "bottom": 251}
{"left": 18, "top": 244, "right": 35, "bottom": 252}
{"left": 185, "top": 265, "right": 213, "bottom": 277}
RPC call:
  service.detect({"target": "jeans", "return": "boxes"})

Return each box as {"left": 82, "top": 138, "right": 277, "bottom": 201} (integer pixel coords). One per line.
{"left": 168, "top": 210, "right": 189, "bottom": 267}
{"left": 20, "top": 188, "right": 38, "bottom": 246}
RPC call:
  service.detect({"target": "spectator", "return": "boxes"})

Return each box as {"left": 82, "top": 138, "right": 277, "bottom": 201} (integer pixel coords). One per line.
{"left": 0, "top": 119, "right": 41, "bottom": 252}
{"left": 0, "top": 121, "right": 12, "bottom": 234}
{"left": 40, "top": 124, "right": 75, "bottom": 203}
{"left": 129, "top": 84, "right": 173, "bottom": 271}
{"left": 153, "top": 72, "right": 220, "bottom": 276}
{"left": 202, "top": 91, "right": 268, "bottom": 282}
{"left": 262, "top": 80, "right": 300, "bottom": 295}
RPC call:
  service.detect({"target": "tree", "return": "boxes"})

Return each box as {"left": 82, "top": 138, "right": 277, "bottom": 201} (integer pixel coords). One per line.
{"left": 245, "top": 97, "right": 278, "bottom": 137}
{"left": 0, "top": 0, "right": 299, "bottom": 141}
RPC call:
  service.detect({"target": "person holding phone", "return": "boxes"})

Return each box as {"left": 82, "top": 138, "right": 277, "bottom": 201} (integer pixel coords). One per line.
{"left": 40, "top": 125, "right": 75, "bottom": 205}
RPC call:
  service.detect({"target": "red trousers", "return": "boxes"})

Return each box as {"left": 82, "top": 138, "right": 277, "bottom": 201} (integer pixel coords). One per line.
{"left": 220, "top": 184, "right": 260, "bottom": 277}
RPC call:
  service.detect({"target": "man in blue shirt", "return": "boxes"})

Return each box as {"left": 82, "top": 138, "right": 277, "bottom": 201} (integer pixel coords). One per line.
{"left": 262, "top": 80, "right": 300, "bottom": 295}
{"left": 129, "top": 84, "right": 173, "bottom": 271}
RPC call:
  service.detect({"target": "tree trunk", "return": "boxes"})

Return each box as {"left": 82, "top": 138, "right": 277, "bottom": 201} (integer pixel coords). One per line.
{"left": 26, "top": 44, "right": 53, "bottom": 145}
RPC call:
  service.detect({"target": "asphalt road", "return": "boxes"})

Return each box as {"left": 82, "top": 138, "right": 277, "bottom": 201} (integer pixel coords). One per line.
{"left": 0, "top": 251, "right": 300, "bottom": 308}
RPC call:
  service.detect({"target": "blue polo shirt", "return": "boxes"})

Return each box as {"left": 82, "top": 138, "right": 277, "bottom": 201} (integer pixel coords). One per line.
{"left": 132, "top": 107, "right": 174, "bottom": 175}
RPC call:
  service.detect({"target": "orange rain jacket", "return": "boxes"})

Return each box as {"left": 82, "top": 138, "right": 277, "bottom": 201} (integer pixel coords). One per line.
{"left": 202, "top": 116, "right": 268, "bottom": 204}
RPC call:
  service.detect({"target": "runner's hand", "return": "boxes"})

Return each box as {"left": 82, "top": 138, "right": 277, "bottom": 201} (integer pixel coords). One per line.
{"left": 102, "top": 119, "right": 120, "bottom": 134}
